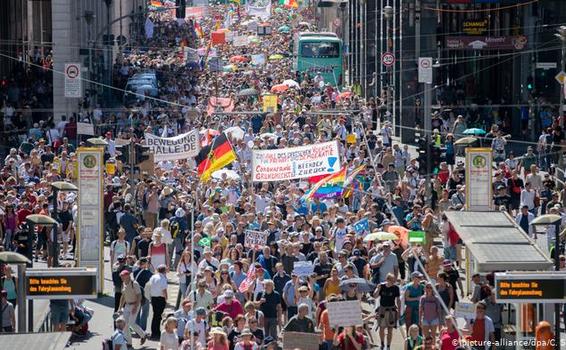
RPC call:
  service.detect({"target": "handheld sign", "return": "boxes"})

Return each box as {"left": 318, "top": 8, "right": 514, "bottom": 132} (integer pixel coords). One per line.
{"left": 293, "top": 261, "right": 314, "bottom": 277}
{"left": 244, "top": 230, "right": 268, "bottom": 250}
{"left": 454, "top": 302, "right": 475, "bottom": 320}
{"left": 327, "top": 300, "right": 363, "bottom": 327}
{"left": 283, "top": 332, "right": 320, "bottom": 350}
{"left": 408, "top": 230, "right": 425, "bottom": 244}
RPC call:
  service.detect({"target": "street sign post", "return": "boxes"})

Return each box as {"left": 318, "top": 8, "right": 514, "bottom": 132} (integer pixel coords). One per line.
{"left": 77, "top": 147, "right": 104, "bottom": 294}
{"left": 418, "top": 57, "right": 433, "bottom": 84}
{"left": 381, "top": 52, "right": 395, "bottom": 67}
{"left": 64, "top": 63, "right": 82, "bottom": 98}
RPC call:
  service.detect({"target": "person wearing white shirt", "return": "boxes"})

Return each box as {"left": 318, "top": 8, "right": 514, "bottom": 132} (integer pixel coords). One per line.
{"left": 149, "top": 265, "right": 168, "bottom": 339}
{"left": 112, "top": 317, "right": 129, "bottom": 350}
{"left": 520, "top": 183, "right": 536, "bottom": 212}
{"left": 185, "top": 307, "right": 208, "bottom": 346}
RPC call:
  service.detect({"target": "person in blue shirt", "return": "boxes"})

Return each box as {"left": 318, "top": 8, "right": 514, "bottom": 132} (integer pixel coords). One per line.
{"left": 309, "top": 197, "right": 327, "bottom": 215}
{"left": 405, "top": 205, "right": 423, "bottom": 231}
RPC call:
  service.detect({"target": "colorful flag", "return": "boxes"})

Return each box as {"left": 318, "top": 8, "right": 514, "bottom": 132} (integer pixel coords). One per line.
{"left": 195, "top": 133, "right": 237, "bottom": 181}
{"left": 343, "top": 165, "right": 366, "bottom": 198}
{"left": 238, "top": 263, "right": 256, "bottom": 293}
{"left": 303, "top": 166, "right": 347, "bottom": 202}
{"left": 353, "top": 218, "right": 369, "bottom": 236}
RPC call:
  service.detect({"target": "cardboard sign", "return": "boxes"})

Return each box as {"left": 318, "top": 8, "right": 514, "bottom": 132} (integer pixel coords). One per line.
{"left": 144, "top": 130, "right": 200, "bottom": 162}
{"left": 77, "top": 122, "right": 95, "bottom": 136}
{"left": 233, "top": 35, "right": 250, "bottom": 47}
{"left": 293, "top": 261, "right": 314, "bottom": 277}
{"left": 244, "top": 230, "right": 268, "bottom": 250}
{"left": 282, "top": 331, "right": 320, "bottom": 350}
{"left": 454, "top": 302, "right": 476, "bottom": 320}
{"left": 262, "top": 94, "right": 278, "bottom": 112}
{"left": 252, "top": 141, "right": 341, "bottom": 182}
{"left": 327, "top": 300, "right": 363, "bottom": 326}
{"left": 251, "top": 54, "right": 266, "bottom": 66}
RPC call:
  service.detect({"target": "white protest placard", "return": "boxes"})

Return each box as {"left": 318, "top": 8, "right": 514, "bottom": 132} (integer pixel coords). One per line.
{"left": 327, "top": 300, "right": 363, "bottom": 326}
{"left": 244, "top": 230, "right": 268, "bottom": 250}
{"left": 251, "top": 54, "right": 266, "bottom": 66}
{"left": 233, "top": 35, "right": 250, "bottom": 47}
{"left": 283, "top": 331, "right": 319, "bottom": 350}
{"left": 246, "top": 3, "right": 272, "bottom": 21}
{"left": 293, "top": 261, "right": 314, "bottom": 277}
{"left": 77, "top": 122, "right": 95, "bottom": 136}
{"left": 64, "top": 63, "right": 82, "bottom": 98}
{"left": 454, "top": 302, "right": 476, "bottom": 320}
{"left": 252, "top": 141, "right": 341, "bottom": 182}
{"left": 144, "top": 130, "right": 200, "bottom": 162}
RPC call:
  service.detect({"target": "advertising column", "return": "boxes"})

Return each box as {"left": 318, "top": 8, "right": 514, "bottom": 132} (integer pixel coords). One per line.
{"left": 77, "top": 147, "right": 104, "bottom": 293}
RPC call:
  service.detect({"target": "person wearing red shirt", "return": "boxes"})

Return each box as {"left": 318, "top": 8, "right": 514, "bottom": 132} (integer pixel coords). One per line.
{"left": 16, "top": 202, "right": 32, "bottom": 226}
{"left": 214, "top": 289, "right": 243, "bottom": 320}
{"left": 439, "top": 316, "right": 460, "bottom": 350}
{"left": 333, "top": 326, "right": 366, "bottom": 350}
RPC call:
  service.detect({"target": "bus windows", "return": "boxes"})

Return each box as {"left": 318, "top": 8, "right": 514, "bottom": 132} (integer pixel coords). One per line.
{"left": 300, "top": 42, "right": 340, "bottom": 58}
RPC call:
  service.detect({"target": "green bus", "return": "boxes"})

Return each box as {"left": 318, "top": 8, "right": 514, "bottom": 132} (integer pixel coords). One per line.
{"left": 293, "top": 32, "right": 343, "bottom": 87}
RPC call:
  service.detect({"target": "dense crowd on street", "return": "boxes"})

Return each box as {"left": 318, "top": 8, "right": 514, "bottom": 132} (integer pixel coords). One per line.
{"left": 1, "top": 1, "right": 566, "bottom": 350}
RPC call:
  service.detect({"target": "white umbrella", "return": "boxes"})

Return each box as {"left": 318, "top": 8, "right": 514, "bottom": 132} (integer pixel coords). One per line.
{"left": 212, "top": 169, "right": 241, "bottom": 181}
{"left": 282, "top": 79, "right": 300, "bottom": 88}
{"left": 224, "top": 126, "right": 245, "bottom": 140}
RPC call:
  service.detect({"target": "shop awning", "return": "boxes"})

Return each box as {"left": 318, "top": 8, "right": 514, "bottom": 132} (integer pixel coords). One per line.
{"left": 444, "top": 211, "right": 553, "bottom": 272}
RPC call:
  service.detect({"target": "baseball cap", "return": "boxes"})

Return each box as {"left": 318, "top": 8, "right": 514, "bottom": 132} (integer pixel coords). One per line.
{"left": 411, "top": 271, "right": 423, "bottom": 279}
{"left": 119, "top": 270, "right": 130, "bottom": 277}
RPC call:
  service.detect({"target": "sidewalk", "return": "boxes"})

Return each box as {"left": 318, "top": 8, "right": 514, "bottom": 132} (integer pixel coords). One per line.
{"left": 67, "top": 248, "right": 182, "bottom": 350}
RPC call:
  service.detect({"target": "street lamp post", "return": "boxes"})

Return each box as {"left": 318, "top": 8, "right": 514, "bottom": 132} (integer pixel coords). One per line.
{"left": 556, "top": 26, "right": 566, "bottom": 128}
{"left": 84, "top": 11, "right": 95, "bottom": 101}
{"left": 383, "top": 5, "right": 393, "bottom": 122}
{"left": 530, "top": 214, "right": 562, "bottom": 350}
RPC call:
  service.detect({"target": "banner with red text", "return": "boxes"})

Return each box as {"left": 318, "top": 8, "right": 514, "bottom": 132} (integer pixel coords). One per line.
{"left": 252, "top": 141, "right": 341, "bottom": 182}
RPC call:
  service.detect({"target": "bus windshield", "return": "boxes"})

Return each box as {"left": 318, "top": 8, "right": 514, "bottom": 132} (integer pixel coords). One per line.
{"left": 300, "top": 41, "right": 340, "bottom": 58}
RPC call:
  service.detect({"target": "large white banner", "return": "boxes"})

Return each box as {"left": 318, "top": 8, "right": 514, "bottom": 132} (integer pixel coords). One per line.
{"left": 145, "top": 130, "right": 200, "bottom": 162}
{"left": 77, "top": 147, "right": 104, "bottom": 293}
{"left": 246, "top": 2, "right": 271, "bottom": 20}
{"left": 252, "top": 141, "right": 341, "bottom": 182}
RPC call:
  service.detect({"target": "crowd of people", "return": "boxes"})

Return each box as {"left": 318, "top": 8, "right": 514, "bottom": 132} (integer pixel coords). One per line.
{"left": 0, "top": 1, "right": 566, "bottom": 350}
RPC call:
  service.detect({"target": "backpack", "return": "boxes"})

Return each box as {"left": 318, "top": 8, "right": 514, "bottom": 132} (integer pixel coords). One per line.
{"left": 170, "top": 219, "right": 181, "bottom": 239}
{"left": 102, "top": 332, "right": 117, "bottom": 350}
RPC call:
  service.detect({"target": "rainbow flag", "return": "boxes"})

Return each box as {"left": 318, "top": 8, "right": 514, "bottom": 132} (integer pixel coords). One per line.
{"left": 303, "top": 167, "right": 347, "bottom": 201}
{"left": 342, "top": 165, "right": 366, "bottom": 198}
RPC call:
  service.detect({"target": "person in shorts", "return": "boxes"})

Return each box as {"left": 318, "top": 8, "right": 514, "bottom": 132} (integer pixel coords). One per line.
{"left": 49, "top": 299, "right": 70, "bottom": 331}
{"left": 372, "top": 273, "right": 400, "bottom": 350}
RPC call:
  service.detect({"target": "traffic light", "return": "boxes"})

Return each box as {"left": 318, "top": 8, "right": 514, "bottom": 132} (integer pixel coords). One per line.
{"left": 135, "top": 144, "right": 151, "bottom": 164}
{"left": 176, "top": 0, "right": 186, "bottom": 19}
{"left": 526, "top": 76, "right": 534, "bottom": 92}
{"left": 416, "top": 137, "right": 427, "bottom": 176}
{"left": 116, "top": 143, "right": 131, "bottom": 164}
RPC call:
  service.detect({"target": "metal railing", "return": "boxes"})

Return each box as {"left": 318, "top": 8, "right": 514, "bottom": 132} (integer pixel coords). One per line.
{"left": 36, "top": 311, "right": 52, "bottom": 333}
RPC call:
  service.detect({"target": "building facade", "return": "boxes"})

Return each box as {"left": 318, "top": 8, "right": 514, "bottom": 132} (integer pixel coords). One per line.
{"left": 343, "top": 0, "right": 566, "bottom": 143}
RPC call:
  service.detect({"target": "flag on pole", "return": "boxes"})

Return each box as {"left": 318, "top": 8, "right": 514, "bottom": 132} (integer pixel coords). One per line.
{"left": 302, "top": 166, "right": 347, "bottom": 202}
{"left": 238, "top": 263, "right": 256, "bottom": 293}
{"left": 195, "top": 133, "right": 237, "bottom": 181}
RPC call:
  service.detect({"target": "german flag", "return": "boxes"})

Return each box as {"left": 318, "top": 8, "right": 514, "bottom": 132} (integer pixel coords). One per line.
{"left": 195, "top": 133, "right": 237, "bottom": 181}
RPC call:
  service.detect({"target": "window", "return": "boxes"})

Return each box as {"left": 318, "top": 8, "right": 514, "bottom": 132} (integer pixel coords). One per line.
{"left": 300, "top": 42, "right": 340, "bottom": 58}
